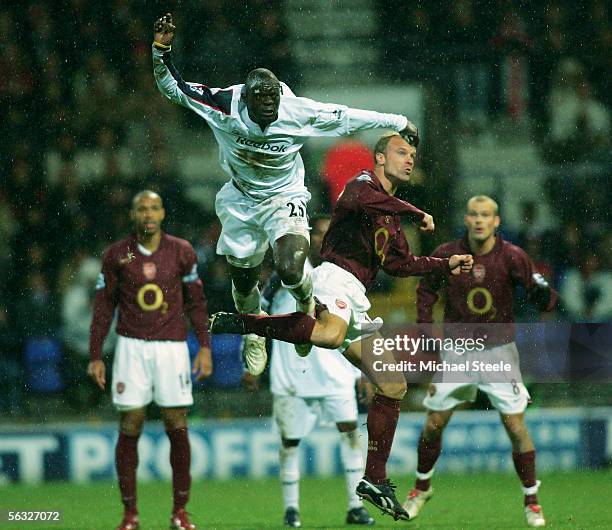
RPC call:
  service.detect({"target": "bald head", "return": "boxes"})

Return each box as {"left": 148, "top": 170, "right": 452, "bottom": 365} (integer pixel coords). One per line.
{"left": 131, "top": 190, "right": 163, "bottom": 210}
{"left": 244, "top": 68, "right": 282, "bottom": 128}
{"left": 466, "top": 195, "right": 498, "bottom": 216}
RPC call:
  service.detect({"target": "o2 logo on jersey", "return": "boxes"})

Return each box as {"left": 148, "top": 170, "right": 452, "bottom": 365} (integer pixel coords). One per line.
{"left": 466, "top": 286, "right": 496, "bottom": 319}
{"left": 137, "top": 283, "right": 169, "bottom": 314}
{"left": 374, "top": 227, "right": 390, "bottom": 265}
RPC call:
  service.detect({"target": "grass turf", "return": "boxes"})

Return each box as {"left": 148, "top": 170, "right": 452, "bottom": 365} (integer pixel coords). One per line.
{"left": 0, "top": 470, "right": 610, "bottom": 529}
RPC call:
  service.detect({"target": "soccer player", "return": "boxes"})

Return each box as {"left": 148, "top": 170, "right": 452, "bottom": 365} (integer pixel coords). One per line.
{"left": 152, "top": 13, "right": 419, "bottom": 370}
{"left": 246, "top": 214, "right": 374, "bottom": 527}
{"left": 402, "top": 195, "right": 557, "bottom": 528}
{"left": 87, "top": 191, "right": 212, "bottom": 530}
{"left": 210, "top": 132, "right": 474, "bottom": 520}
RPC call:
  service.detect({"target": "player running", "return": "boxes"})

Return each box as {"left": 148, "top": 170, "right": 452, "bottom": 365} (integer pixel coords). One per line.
{"left": 210, "top": 132, "right": 473, "bottom": 520}
{"left": 152, "top": 13, "right": 419, "bottom": 371}
{"left": 244, "top": 214, "right": 374, "bottom": 527}
{"left": 87, "top": 191, "right": 212, "bottom": 530}
{"left": 402, "top": 195, "right": 557, "bottom": 528}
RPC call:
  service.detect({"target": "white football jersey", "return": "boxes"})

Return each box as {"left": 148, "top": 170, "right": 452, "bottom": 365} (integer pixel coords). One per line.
{"left": 266, "top": 260, "right": 361, "bottom": 398}
{"left": 153, "top": 46, "right": 408, "bottom": 200}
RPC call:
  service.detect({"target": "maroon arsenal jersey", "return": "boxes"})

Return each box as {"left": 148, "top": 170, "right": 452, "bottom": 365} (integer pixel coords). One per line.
{"left": 89, "top": 233, "right": 210, "bottom": 360}
{"left": 320, "top": 170, "right": 449, "bottom": 291}
{"left": 417, "top": 235, "right": 558, "bottom": 343}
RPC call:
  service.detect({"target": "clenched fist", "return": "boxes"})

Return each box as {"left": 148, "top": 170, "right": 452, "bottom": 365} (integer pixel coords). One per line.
{"left": 449, "top": 254, "right": 474, "bottom": 275}
{"left": 154, "top": 12, "right": 176, "bottom": 47}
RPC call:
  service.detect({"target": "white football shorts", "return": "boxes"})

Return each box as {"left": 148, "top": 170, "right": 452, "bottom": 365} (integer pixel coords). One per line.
{"left": 112, "top": 335, "right": 194, "bottom": 410}
{"left": 215, "top": 181, "right": 311, "bottom": 267}
{"left": 423, "top": 342, "right": 530, "bottom": 414}
{"left": 312, "top": 261, "right": 382, "bottom": 353}
{"left": 273, "top": 393, "right": 358, "bottom": 440}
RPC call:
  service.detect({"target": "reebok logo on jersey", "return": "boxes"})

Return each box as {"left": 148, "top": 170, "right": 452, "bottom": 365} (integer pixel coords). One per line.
{"left": 236, "top": 136, "right": 288, "bottom": 152}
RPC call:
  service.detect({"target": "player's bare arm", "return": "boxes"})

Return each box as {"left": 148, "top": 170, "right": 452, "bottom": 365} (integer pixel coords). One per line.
{"left": 154, "top": 13, "right": 175, "bottom": 47}
{"left": 449, "top": 254, "right": 473, "bottom": 275}
{"left": 192, "top": 346, "right": 213, "bottom": 381}
{"left": 87, "top": 360, "right": 106, "bottom": 390}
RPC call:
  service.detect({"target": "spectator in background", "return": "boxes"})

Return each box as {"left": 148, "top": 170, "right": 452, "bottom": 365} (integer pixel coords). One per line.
{"left": 560, "top": 251, "right": 612, "bottom": 322}
{"left": 547, "top": 59, "right": 610, "bottom": 163}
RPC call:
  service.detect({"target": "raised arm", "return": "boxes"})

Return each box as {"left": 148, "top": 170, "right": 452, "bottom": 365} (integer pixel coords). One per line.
{"left": 152, "top": 13, "right": 233, "bottom": 123}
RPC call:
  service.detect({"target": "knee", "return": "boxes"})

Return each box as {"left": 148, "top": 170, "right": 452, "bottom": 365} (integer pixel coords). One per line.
{"left": 379, "top": 380, "right": 407, "bottom": 401}
{"left": 319, "top": 327, "right": 346, "bottom": 349}
{"left": 276, "top": 257, "right": 306, "bottom": 286}
{"left": 120, "top": 411, "right": 145, "bottom": 436}
{"left": 423, "top": 414, "right": 447, "bottom": 440}
{"left": 162, "top": 409, "right": 188, "bottom": 431}
{"left": 505, "top": 419, "right": 528, "bottom": 442}
{"left": 337, "top": 421, "right": 358, "bottom": 434}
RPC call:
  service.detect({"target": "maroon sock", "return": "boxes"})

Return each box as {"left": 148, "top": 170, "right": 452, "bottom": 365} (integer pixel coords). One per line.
{"left": 364, "top": 394, "right": 401, "bottom": 484}
{"left": 512, "top": 450, "right": 538, "bottom": 505}
{"left": 415, "top": 433, "right": 442, "bottom": 491}
{"left": 241, "top": 312, "right": 315, "bottom": 344}
{"left": 167, "top": 428, "right": 191, "bottom": 512}
{"left": 116, "top": 433, "right": 139, "bottom": 513}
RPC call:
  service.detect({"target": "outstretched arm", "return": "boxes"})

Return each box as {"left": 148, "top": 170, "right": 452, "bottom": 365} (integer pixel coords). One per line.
{"left": 152, "top": 13, "right": 233, "bottom": 122}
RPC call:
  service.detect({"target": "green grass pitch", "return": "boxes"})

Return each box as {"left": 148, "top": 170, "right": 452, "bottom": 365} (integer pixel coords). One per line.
{"left": 1, "top": 470, "right": 610, "bottom": 529}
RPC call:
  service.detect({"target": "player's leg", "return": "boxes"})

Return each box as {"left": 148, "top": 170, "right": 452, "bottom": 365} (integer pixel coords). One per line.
{"left": 280, "top": 438, "right": 302, "bottom": 528}
{"left": 401, "top": 408, "right": 453, "bottom": 519}
{"left": 273, "top": 234, "right": 311, "bottom": 307}
{"left": 152, "top": 341, "right": 196, "bottom": 529}
{"left": 112, "top": 336, "right": 154, "bottom": 529}
{"left": 273, "top": 394, "right": 317, "bottom": 528}
{"left": 215, "top": 181, "right": 269, "bottom": 375}
{"left": 210, "top": 304, "right": 348, "bottom": 350}
{"left": 335, "top": 421, "right": 374, "bottom": 526}
{"left": 116, "top": 408, "right": 146, "bottom": 529}
{"left": 340, "top": 334, "right": 408, "bottom": 520}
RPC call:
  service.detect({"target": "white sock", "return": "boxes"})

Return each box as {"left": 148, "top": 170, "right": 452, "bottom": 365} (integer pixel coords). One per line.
{"left": 282, "top": 271, "right": 313, "bottom": 305}
{"left": 232, "top": 283, "right": 261, "bottom": 314}
{"left": 340, "top": 430, "right": 364, "bottom": 510}
{"left": 280, "top": 445, "right": 300, "bottom": 510}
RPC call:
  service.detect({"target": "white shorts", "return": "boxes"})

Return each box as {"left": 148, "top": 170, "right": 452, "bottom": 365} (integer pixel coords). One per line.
{"left": 112, "top": 335, "right": 194, "bottom": 410}
{"left": 273, "top": 393, "right": 358, "bottom": 440}
{"left": 312, "top": 262, "right": 382, "bottom": 352}
{"left": 215, "top": 181, "right": 311, "bottom": 267}
{"left": 423, "top": 342, "right": 530, "bottom": 414}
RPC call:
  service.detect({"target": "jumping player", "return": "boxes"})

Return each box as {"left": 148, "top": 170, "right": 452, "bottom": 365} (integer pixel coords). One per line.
{"left": 87, "top": 191, "right": 212, "bottom": 530}
{"left": 210, "top": 132, "right": 473, "bottom": 520}
{"left": 402, "top": 195, "right": 557, "bottom": 528}
{"left": 152, "top": 13, "right": 419, "bottom": 369}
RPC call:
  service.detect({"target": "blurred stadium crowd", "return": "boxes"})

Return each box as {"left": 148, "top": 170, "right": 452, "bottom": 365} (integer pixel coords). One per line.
{"left": 0, "top": 0, "right": 610, "bottom": 417}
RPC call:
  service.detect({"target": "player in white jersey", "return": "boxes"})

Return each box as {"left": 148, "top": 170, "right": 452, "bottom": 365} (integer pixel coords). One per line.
{"left": 244, "top": 215, "right": 374, "bottom": 527}
{"left": 153, "top": 13, "right": 418, "bottom": 371}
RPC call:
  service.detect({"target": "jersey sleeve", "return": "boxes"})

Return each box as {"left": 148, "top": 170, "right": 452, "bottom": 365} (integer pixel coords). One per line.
{"left": 416, "top": 246, "right": 450, "bottom": 323}
{"left": 342, "top": 177, "right": 426, "bottom": 222}
{"left": 89, "top": 249, "right": 119, "bottom": 361}
{"left": 152, "top": 46, "right": 233, "bottom": 129}
{"left": 181, "top": 243, "right": 211, "bottom": 349}
{"left": 509, "top": 245, "right": 558, "bottom": 312}
{"left": 382, "top": 232, "right": 450, "bottom": 281}
{"left": 287, "top": 95, "right": 408, "bottom": 137}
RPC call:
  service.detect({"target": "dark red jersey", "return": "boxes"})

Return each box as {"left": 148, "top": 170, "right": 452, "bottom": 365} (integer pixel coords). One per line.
{"left": 89, "top": 232, "right": 210, "bottom": 360}
{"left": 417, "top": 235, "right": 558, "bottom": 343}
{"left": 320, "top": 170, "right": 449, "bottom": 291}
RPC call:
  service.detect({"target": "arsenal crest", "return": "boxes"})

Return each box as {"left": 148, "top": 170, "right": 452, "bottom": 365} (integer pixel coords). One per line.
{"left": 472, "top": 263, "right": 486, "bottom": 281}
{"left": 143, "top": 262, "right": 157, "bottom": 280}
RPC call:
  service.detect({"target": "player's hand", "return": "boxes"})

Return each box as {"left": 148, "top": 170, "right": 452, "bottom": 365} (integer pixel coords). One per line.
{"left": 87, "top": 360, "right": 106, "bottom": 390}
{"left": 399, "top": 120, "right": 419, "bottom": 147}
{"left": 154, "top": 13, "right": 176, "bottom": 47}
{"left": 192, "top": 346, "right": 213, "bottom": 380}
{"left": 420, "top": 213, "right": 435, "bottom": 232}
{"left": 449, "top": 254, "right": 474, "bottom": 275}
{"left": 242, "top": 372, "right": 260, "bottom": 392}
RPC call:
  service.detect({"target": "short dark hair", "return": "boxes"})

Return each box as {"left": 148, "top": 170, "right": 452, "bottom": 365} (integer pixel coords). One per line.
{"left": 245, "top": 68, "right": 280, "bottom": 94}
{"left": 373, "top": 132, "right": 400, "bottom": 163}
